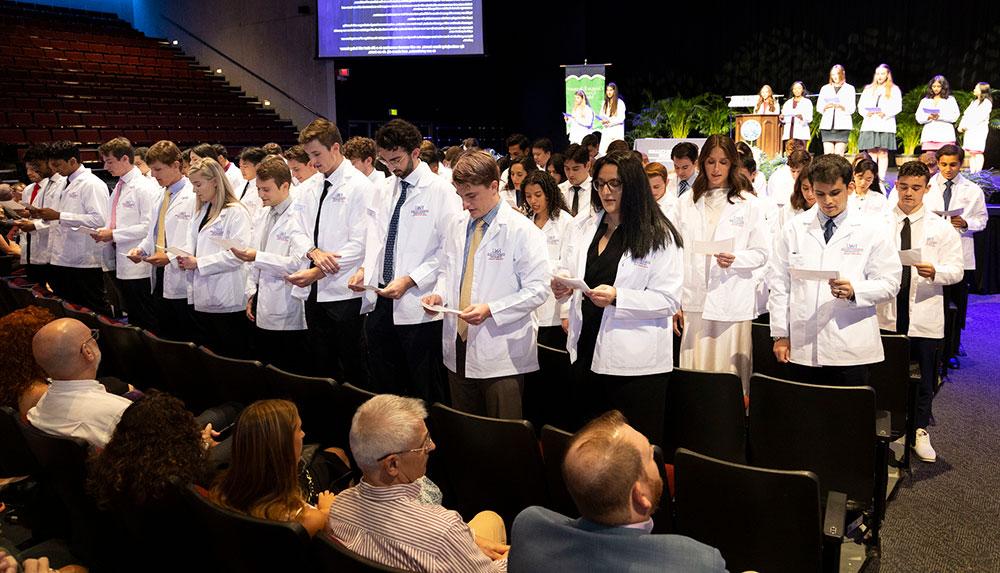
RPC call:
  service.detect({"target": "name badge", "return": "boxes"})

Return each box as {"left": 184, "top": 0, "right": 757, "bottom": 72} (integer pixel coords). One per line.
{"left": 209, "top": 226, "right": 225, "bottom": 237}
{"left": 175, "top": 212, "right": 192, "bottom": 221}
{"left": 487, "top": 248, "right": 505, "bottom": 261}
{"left": 275, "top": 231, "right": 291, "bottom": 243}
{"left": 729, "top": 215, "right": 745, "bottom": 227}
{"left": 410, "top": 205, "right": 430, "bottom": 217}
{"left": 332, "top": 193, "right": 347, "bottom": 203}
{"left": 841, "top": 243, "right": 863, "bottom": 256}
{"left": 123, "top": 199, "right": 137, "bottom": 209}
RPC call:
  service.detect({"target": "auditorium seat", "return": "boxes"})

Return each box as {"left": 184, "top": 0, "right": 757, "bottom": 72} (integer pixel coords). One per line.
{"left": 539, "top": 425, "right": 577, "bottom": 517}
{"left": 429, "top": 404, "right": 549, "bottom": 527}
{"left": 0, "top": 406, "right": 37, "bottom": 479}
{"left": 139, "top": 330, "right": 199, "bottom": 402}
{"left": 30, "top": 292, "right": 66, "bottom": 318}
{"left": 674, "top": 448, "right": 847, "bottom": 573}
{"left": 748, "top": 374, "right": 890, "bottom": 548}
{"left": 311, "top": 533, "right": 411, "bottom": 573}
{"left": 194, "top": 347, "right": 265, "bottom": 414}
{"left": 869, "top": 333, "right": 919, "bottom": 474}
{"left": 751, "top": 320, "right": 793, "bottom": 381}
{"left": 97, "top": 316, "right": 146, "bottom": 387}
{"left": 61, "top": 301, "right": 101, "bottom": 330}
{"left": 260, "top": 365, "right": 341, "bottom": 447}
{"left": 663, "top": 368, "right": 747, "bottom": 464}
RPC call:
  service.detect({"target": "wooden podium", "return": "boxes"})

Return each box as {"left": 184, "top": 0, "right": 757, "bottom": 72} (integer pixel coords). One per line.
{"left": 735, "top": 114, "right": 782, "bottom": 158}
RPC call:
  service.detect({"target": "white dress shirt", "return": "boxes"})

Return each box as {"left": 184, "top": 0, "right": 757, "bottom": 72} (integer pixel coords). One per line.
{"left": 27, "top": 379, "right": 131, "bottom": 449}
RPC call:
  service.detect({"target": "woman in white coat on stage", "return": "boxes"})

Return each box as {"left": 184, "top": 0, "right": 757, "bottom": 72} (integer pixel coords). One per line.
{"left": 916, "top": 75, "right": 961, "bottom": 151}
{"left": 598, "top": 82, "right": 627, "bottom": 154}
{"left": 780, "top": 81, "right": 813, "bottom": 150}
{"left": 958, "top": 82, "right": 993, "bottom": 173}
{"left": 674, "top": 135, "right": 770, "bottom": 393}
{"left": 552, "top": 151, "right": 683, "bottom": 444}
{"left": 565, "top": 89, "right": 595, "bottom": 145}
{"left": 817, "top": 65, "right": 856, "bottom": 156}
{"left": 857, "top": 64, "right": 903, "bottom": 180}
{"left": 177, "top": 157, "right": 253, "bottom": 359}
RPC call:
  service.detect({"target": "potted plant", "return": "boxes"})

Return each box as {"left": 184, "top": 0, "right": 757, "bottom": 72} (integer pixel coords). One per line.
{"left": 693, "top": 94, "right": 731, "bottom": 137}
{"left": 895, "top": 86, "right": 926, "bottom": 165}
{"left": 663, "top": 96, "right": 704, "bottom": 139}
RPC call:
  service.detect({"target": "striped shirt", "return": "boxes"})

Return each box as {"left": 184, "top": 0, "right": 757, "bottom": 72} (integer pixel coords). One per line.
{"left": 327, "top": 479, "right": 507, "bottom": 572}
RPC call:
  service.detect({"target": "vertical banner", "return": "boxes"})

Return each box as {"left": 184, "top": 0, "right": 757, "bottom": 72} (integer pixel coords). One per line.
{"left": 565, "top": 64, "right": 606, "bottom": 135}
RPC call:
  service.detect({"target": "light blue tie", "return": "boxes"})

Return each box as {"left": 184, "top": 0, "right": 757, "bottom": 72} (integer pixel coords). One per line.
{"left": 382, "top": 180, "right": 410, "bottom": 285}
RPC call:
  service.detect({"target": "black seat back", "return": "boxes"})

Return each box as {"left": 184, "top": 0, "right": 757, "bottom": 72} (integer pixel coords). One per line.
{"left": 311, "top": 533, "right": 411, "bottom": 572}
{"left": 664, "top": 368, "right": 747, "bottom": 464}
{"left": 261, "top": 365, "right": 340, "bottom": 447}
{"left": 98, "top": 316, "right": 146, "bottom": 387}
{"left": 868, "top": 334, "right": 910, "bottom": 437}
{"left": 751, "top": 321, "right": 794, "bottom": 380}
{"left": 0, "top": 406, "right": 37, "bottom": 477}
{"left": 429, "top": 404, "right": 548, "bottom": 526}
{"left": 539, "top": 425, "right": 577, "bottom": 518}
{"left": 748, "top": 374, "right": 876, "bottom": 507}
{"left": 195, "top": 346, "right": 264, "bottom": 412}
{"left": 674, "top": 448, "right": 824, "bottom": 573}
{"left": 61, "top": 300, "right": 101, "bottom": 329}
{"left": 140, "top": 329, "right": 199, "bottom": 403}
{"left": 9, "top": 283, "right": 37, "bottom": 309}
{"left": 30, "top": 292, "right": 66, "bottom": 318}
{"left": 179, "top": 483, "right": 311, "bottom": 572}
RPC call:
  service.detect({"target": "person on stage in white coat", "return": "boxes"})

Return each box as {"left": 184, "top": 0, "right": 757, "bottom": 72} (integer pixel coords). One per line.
{"left": 230, "top": 157, "right": 312, "bottom": 374}
{"left": 916, "top": 75, "right": 961, "bottom": 152}
{"left": 674, "top": 135, "right": 770, "bottom": 393}
{"left": 753, "top": 84, "right": 779, "bottom": 115}
{"left": 857, "top": 64, "right": 902, "bottom": 180}
{"left": 958, "top": 82, "right": 993, "bottom": 173}
{"left": 565, "top": 89, "right": 595, "bottom": 145}
{"left": 551, "top": 151, "right": 683, "bottom": 445}
{"left": 780, "top": 81, "right": 813, "bottom": 150}
{"left": 598, "top": 83, "right": 627, "bottom": 155}
{"left": 767, "top": 154, "right": 901, "bottom": 386}
{"left": 177, "top": 157, "right": 252, "bottom": 359}
{"left": 817, "top": 65, "right": 856, "bottom": 156}
{"left": 876, "top": 161, "right": 964, "bottom": 463}
{"left": 422, "top": 151, "right": 550, "bottom": 420}
{"left": 848, "top": 158, "right": 887, "bottom": 216}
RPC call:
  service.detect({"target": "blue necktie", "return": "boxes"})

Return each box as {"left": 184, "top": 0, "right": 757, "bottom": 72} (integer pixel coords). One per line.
{"left": 823, "top": 217, "right": 835, "bottom": 243}
{"left": 382, "top": 180, "right": 410, "bottom": 285}
{"left": 943, "top": 180, "right": 953, "bottom": 211}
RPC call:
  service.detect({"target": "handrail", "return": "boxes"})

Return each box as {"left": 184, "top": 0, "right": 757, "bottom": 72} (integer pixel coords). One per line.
{"left": 159, "top": 14, "right": 326, "bottom": 120}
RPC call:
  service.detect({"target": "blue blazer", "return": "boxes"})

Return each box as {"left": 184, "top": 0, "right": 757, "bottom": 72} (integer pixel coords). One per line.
{"left": 510, "top": 506, "right": 727, "bottom": 573}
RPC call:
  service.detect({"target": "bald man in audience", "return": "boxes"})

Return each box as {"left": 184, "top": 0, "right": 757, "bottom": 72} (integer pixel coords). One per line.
{"left": 510, "top": 411, "right": 726, "bottom": 572}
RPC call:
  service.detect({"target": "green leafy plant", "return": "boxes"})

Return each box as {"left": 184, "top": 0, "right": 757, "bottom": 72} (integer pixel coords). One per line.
{"left": 846, "top": 110, "right": 864, "bottom": 154}
{"left": 662, "top": 96, "right": 704, "bottom": 138}
{"left": 693, "top": 94, "right": 731, "bottom": 136}
{"left": 808, "top": 109, "right": 822, "bottom": 150}
{"left": 758, "top": 155, "right": 786, "bottom": 180}
{"left": 896, "top": 86, "right": 927, "bottom": 156}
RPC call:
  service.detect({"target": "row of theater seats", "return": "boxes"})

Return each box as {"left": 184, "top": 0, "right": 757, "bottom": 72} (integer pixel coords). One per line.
{"left": 0, "top": 275, "right": 917, "bottom": 572}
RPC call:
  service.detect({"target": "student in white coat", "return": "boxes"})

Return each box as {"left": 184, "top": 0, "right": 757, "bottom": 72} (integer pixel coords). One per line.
{"left": 598, "top": 83, "right": 627, "bottom": 155}
{"left": 284, "top": 144, "right": 324, "bottom": 198}
{"left": 347, "top": 119, "right": 463, "bottom": 403}
{"left": 817, "top": 65, "right": 856, "bottom": 156}
{"left": 857, "top": 64, "right": 903, "bottom": 180}
{"left": 848, "top": 158, "right": 888, "bottom": 216}
{"left": 675, "top": 136, "right": 770, "bottom": 392}
{"left": 231, "top": 158, "right": 312, "bottom": 373}
{"left": 958, "top": 82, "right": 993, "bottom": 173}
{"left": 551, "top": 151, "right": 684, "bottom": 445}
{"left": 765, "top": 149, "right": 811, "bottom": 207}
{"left": 499, "top": 155, "right": 534, "bottom": 214}
{"left": 645, "top": 162, "right": 678, "bottom": 223}
{"left": 916, "top": 75, "right": 961, "bottom": 151}
{"left": 177, "top": 157, "right": 252, "bottom": 359}
{"left": 565, "top": 90, "right": 595, "bottom": 145}
{"left": 90, "top": 137, "right": 159, "bottom": 330}
{"left": 667, "top": 142, "right": 700, "bottom": 199}
{"left": 236, "top": 147, "right": 266, "bottom": 224}
{"left": 128, "top": 140, "right": 197, "bottom": 341}
{"left": 522, "top": 169, "right": 574, "bottom": 429}
{"left": 558, "top": 144, "right": 593, "bottom": 218}
{"left": 768, "top": 154, "right": 901, "bottom": 386}
{"left": 30, "top": 141, "right": 109, "bottom": 313}
{"left": 780, "top": 81, "right": 813, "bottom": 150}
{"left": 753, "top": 84, "right": 779, "bottom": 115}
{"left": 876, "top": 161, "right": 964, "bottom": 462}
{"left": 285, "top": 119, "right": 371, "bottom": 385}
{"left": 926, "top": 145, "right": 989, "bottom": 362}
{"left": 778, "top": 164, "right": 817, "bottom": 229}
{"left": 737, "top": 154, "right": 780, "bottom": 321}
{"left": 422, "top": 151, "right": 550, "bottom": 419}
{"left": 13, "top": 144, "right": 62, "bottom": 287}
{"left": 342, "top": 136, "right": 388, "bottom": 186}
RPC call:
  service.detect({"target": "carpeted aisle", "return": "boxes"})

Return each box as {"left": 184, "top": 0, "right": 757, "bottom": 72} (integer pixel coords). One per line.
{"left": 880, "top": 294, "right": 1000, "bottom": 572}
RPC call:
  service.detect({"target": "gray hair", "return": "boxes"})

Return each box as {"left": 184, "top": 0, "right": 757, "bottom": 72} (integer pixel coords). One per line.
{"left": 349, "top": 394, "right": 427, "bottom": 473}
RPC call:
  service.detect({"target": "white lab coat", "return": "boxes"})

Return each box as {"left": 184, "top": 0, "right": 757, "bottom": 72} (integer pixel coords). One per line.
{"left": 916, "top": 96, "right": 960, "bottom": 145}
{"left": 560, "top": 211, "right": 683, "bottom": 376}
{"left": 435, "top": 202, "right": 551, "bottom": 378}
{"left": 781, "top": 97, "right": 814, "bottom": 141}
{"left": 876, "top": 207, "right": 964, "bottom": 339}
{"left": 236, "top": 179, "right": 263, "bottom": 228}
{"left": 667, "top": 173, "right": 698, "bottom": 200}
{"left": 817, "top": 83, "right": 856, "bottom": 131}
{"left": 137, "top": 179, "right": 197, "bottom": 299}
{"left": 559, "top": 177, "right": 593, "bottom": 217}
{"left": 291, "top": 160, "right": 371, "bottom": 303}
{"left": 767, "top": 208, "right": 901, "bottom": 367}
{"left": 18, "top": 175, "right": 62, "bottom": 265}
{"left": 656, "top": 191, "right": 678, "bottom": 224}
{"left": 752, "top": 171, "right": 767, "bottom": 197}
{"left": 677, "top": 191, "right": 770, "bottom": 322}
{"left": 49, "top": 167, "right": 109, "bottom": 269}
{"left": 224, "top": 162, "right": 244, "bottom": 195}
{"left": 107, "top": 168, "right": 158, "bottom": 280}
{"left": 598, "top": 98, "right": 627, "bottom": 154}
{"left": 925, "top": 173, "right": 988, "bottom": 270}
{"left": 247, "top": 200, "right": 311, "bottom": 330}
{"left": 753, "top": 100, "right": 780, "bottom": 115}
{"left": 360, "top": 161, "right": 463, "bottom": 324}
{"left": 858, "top": 84, "right": 903, "bottom": 134}
{"left": 184, "top": 202, "right": 252, "bottom": 313}
{"left": 748, "top": 193, "right": 780, "bottom": 317}
{"left": 567, "top": 106, "right": 595, "bottom": 144}
{"left": 848, "top": 189, "right": 888, "bottom": 217}
{"left": 367, "top": 169, "right": 387, "bottom": 185}
{"left": 958, "top": 99, "right": 993, "bottom": 152}
{"left": 765, "top": 165, "right": 794, "bottom": 206}
{"left": 533, "top": 213, "right": 574, "bottom": 327}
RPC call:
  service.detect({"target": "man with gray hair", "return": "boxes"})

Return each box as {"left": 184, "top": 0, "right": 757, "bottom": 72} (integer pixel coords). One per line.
{"left": 509, "top": 411, "right": 726, "bottom": 572}
{"left": 327, "top": 394, "right": 509, "bottom": 572}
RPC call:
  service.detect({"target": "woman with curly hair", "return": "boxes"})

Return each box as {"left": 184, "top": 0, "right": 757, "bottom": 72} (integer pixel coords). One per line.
{"left": 0, "top": 306, "right": 56, "bottom": 418}
{"left": 210, "top": 399, "right": 345, "bottom": 537}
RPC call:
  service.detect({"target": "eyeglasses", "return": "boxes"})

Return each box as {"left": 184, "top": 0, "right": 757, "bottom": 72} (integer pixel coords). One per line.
{"left": 377, "top": 432, "right": 434, "bottom": 461}
{"left": 80, "top": 328, "right": 99, "bottom": 354}
{"left": 595, "top": 179, "right": 623, "bottom": 191}
{"left": 379, "top": 154, "right": 408, "bottom": 168}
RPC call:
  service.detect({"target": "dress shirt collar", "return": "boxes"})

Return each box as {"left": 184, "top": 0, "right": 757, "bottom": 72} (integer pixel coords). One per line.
{"left": 67, "top": 165, "right": 86, "bottom": 185}
{"left": 120, "top": 166, "right": 141, "bottom": 186}
{"left": 817, "top": 207, "right": 849, "bottom": 228}
{"left": 324, "top": 157, "right": 349, "bottom": 188}
{"left": 893, "top": 204, "right": 925, "bottom": 224}
{"left": 357, "top": 478, "right": 422, "bottom": 501}
{"left": 166, "top": 176, "right": 188, "bottom": 196}
{"left": 468, "top": 201, "right": 501, "bottom": 232}
{"left": 270, "top": 196, "right": 293, "bottom": 218}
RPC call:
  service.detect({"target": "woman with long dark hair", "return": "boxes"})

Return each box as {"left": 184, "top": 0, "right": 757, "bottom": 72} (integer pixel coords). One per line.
{"left": 551, "top": 151, "right": 683, "bottom": 444}
{"left": 674, "top": 135, "right": 770, "bottom": 393}
{"left": 916, "top": 75, "right": 961, "bottom": 152}
{"left": 598, "top": 82, "right": 627, "bottom": 154}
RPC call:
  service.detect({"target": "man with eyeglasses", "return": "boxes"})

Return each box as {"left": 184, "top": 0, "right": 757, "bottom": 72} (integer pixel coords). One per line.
{"left": 328, "top": 394, "right": 509, "bottom": 571}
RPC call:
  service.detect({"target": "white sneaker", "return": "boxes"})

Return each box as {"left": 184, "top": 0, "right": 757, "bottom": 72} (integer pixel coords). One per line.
{"left": 913, "top": 428, "right": 937, "bottom": 463}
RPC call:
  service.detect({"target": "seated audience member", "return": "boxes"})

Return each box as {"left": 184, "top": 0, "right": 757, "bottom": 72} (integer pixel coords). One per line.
{"left": 26, "top": 318, "right": 131, "bottom": 448}
{"left": 210, "top": 399, "right": 344, "bottom": 537}
{"left": 510, "top": 411, "right": 726, "bottom": 572}
{"left": 329, "top": 394, "right": 509, "bottom": 572}
{"left": 0, "top": 550, "right": 84, "bottom": 573}
{"left": 0, "top": 307, "right": 57, "bottom": 418}
{"left": 342, "top": 136, "right": 386, "bottom": 185}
